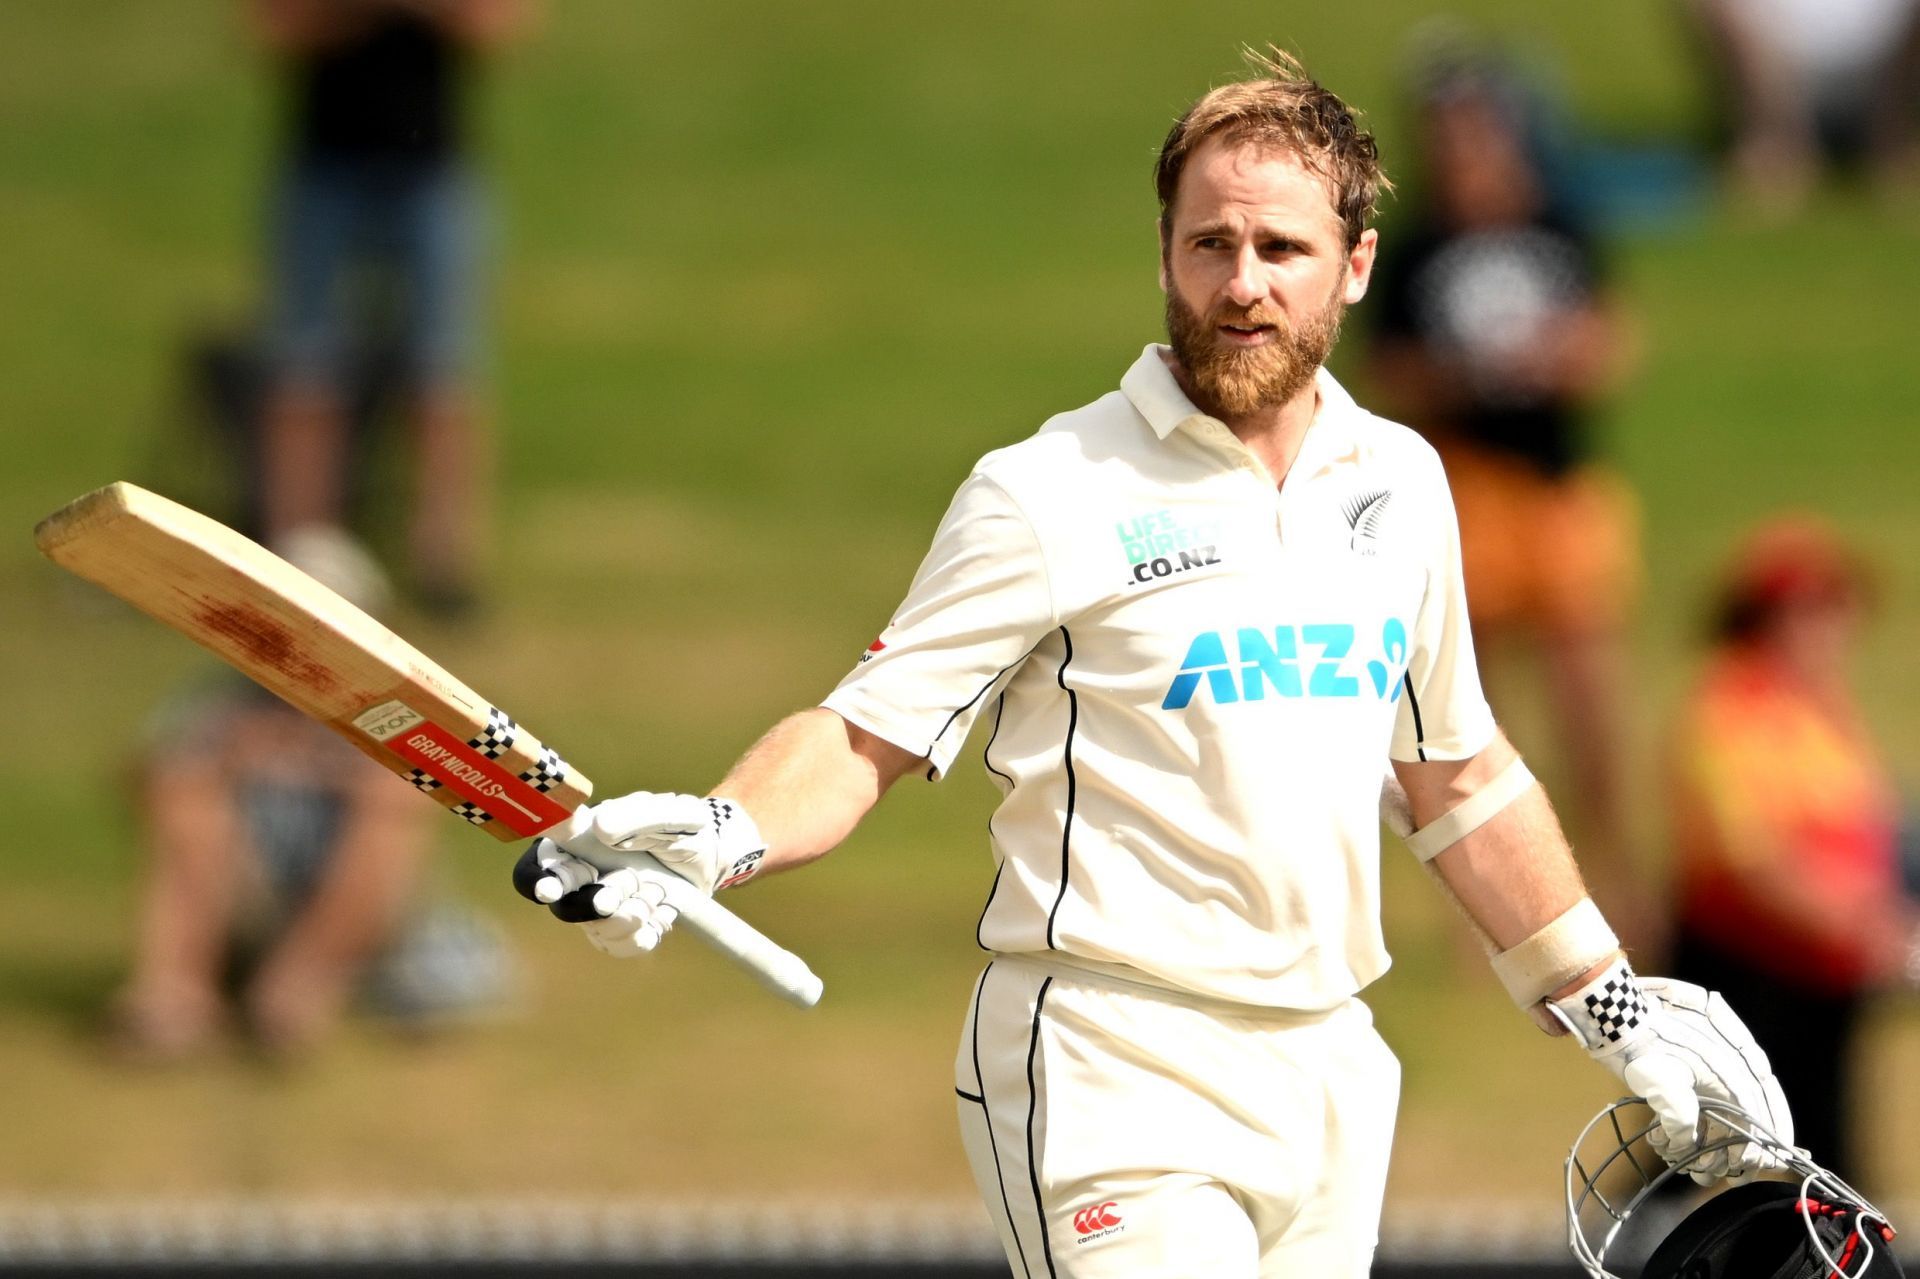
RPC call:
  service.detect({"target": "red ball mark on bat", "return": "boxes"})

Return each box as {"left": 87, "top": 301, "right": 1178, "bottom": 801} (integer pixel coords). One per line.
{"left": 192, "top": 602, "right": 339, "bottom": 695}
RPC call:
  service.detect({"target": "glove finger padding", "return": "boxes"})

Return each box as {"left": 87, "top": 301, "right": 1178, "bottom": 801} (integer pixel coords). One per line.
{"left": 1637, "top": 977, "right": 1794, "bottom": 1182}
{"left": 1622, "top": 1054, "right": 1700, "bottom": 1160}
{"left": 511, "top": 839, "right": 601, "bottom": 904}
{"left": 1550, "top": 963, "right": 1794, "bottom": 1185}
{"left": 570, "top": 868, "right": 676, "bottom": 958}
{"left": 585, "top": 867, "right": 662, "bottom": 917}
{"left": 579, "top": 875, "right": 679, "bottom": 956}
{"left": 518, "top": 850, "right": 685, "bottom": 958}
{"left": 547, "top": 865, "right": 659, "bottom": 925}
{"left": 1623, "top": 1054, "right": 1734, "bottom": 1186}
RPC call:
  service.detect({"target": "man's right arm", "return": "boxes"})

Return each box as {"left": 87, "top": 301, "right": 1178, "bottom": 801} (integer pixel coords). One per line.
{"left": 520, "top": 464, "right": 1050, "bottom": 951}
{"left": 511, "top": 708, "right": 924, "bottom": 956}
{"left": 707, "top": 707, "right": 926, "bottom": 876}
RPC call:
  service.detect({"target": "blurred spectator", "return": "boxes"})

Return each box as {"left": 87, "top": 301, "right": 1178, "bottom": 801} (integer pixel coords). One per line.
{"left": 1364, "top": 42, "right": 1654, "bottom": 947}
{"left": 1667, "top": 517, "right": 1915, "bottom": 1182}
{"left": 107, "top": 527, "right": 513, "bottom": 1062}
{"left": 1685, "top": 0, "right": 1920, "bottom": 212}
{"left": 251, "top": 0, "right": 530, "bottom": 615}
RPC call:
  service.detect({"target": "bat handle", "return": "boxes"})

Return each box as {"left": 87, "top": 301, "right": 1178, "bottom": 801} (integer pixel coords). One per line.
{"left": 546, "top": 811, "right": 825, "bottom": 1008}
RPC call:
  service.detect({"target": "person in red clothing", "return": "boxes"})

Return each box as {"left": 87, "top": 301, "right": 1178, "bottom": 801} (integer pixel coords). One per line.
{"left": 1668, "top": 516, "right": 1916, "bottom": 1182}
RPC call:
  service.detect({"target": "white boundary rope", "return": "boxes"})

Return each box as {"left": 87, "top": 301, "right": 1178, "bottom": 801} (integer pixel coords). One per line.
{"left": 0, "top": 1197, "right": 1642, "bottom": 1265}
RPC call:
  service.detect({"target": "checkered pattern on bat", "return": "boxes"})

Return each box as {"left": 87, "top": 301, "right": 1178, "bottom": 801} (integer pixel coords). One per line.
{"left": 468, "top": 708, "right": 518, "bottom": 759}
{"left": 407, "top": 769, "right": 443, "bottom": 794}
{"left": 449, "top": 800, "right": 495, "bottom": 827}
{"left": 1583, "top": 975, "right": 1650, "bottom": 1044}
{"left": 519, "top": 746, "right": 569, "bottom": 793}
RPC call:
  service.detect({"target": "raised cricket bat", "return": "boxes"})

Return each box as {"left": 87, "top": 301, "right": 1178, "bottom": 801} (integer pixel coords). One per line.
{"left": 35, "top": 481, "right": 822, "bottom": 1007}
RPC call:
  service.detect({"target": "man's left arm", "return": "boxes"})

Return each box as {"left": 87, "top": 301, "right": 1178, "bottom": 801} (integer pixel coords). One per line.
{"left": 1392, "top": 731, "right": 1793, "bottom": 1184}
{"left": 1393, "top": 732, "right": 1585, "bottom": 961}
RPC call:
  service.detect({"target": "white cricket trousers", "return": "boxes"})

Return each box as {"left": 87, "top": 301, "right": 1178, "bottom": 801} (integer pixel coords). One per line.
{"left": 954, "top": 956, "right": 1400, "bottom": 1278}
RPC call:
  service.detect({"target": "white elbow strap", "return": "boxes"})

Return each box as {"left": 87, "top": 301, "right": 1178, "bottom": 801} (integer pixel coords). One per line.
{"left": 1403, "top": 757, "right": 1536, "bottom": 863}
{"left": 1489, "top": 897, "right": 1620, "bottom": 1009}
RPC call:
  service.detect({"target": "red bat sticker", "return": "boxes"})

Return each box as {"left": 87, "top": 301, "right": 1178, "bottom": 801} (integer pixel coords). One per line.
{"left": 354, "top": 700, "right": 572, "bottom": 836}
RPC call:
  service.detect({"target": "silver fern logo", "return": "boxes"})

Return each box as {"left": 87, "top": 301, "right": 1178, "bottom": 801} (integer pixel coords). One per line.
{"left": 1342, "top": 489, "right": 1392, "bottom": 555}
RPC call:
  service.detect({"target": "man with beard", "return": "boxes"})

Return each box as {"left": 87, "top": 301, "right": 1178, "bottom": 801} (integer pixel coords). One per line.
{"left": 511, "top": 49, "right": 1790, "bottom": 1278}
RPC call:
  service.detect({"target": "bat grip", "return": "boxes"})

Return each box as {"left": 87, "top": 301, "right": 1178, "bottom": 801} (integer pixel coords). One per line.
{"left": 546, "top": 812, "right": 824, "bottom": 1008}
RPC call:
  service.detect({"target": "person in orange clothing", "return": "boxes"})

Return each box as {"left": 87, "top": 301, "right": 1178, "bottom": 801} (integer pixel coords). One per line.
{"left": 1668, "top": 517, "right": 1917, "bottom": 1182}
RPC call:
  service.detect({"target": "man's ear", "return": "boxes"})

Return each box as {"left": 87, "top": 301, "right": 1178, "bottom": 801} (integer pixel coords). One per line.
{"left": 1157, "top": 218, "right": 1171, "bottom": 294}
{"left": 1344, "top": 227, "right": 1378, "bottom": 304}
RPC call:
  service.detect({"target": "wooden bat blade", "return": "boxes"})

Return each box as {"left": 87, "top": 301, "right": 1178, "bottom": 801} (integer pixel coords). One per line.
{"left": 39, "top": 482, "right": 824, "bottom": 1007}
{"left": 36, "top": 482, "right": 592, "bottom": 839}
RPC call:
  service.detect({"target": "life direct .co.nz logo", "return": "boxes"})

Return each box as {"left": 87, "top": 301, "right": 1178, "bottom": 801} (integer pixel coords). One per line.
{"left": 1162, "top": 617, "right": 1410, "bottom": 709}
{"left": 1117, "top": 509, "right": 1223, "bottom": 585}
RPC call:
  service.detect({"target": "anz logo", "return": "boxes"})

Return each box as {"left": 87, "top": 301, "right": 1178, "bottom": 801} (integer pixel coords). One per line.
{"left": 1161, "top": 618, "right": 1410, "bottom": 710}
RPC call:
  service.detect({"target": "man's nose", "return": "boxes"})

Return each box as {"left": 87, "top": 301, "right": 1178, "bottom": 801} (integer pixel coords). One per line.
{"left": 1225, "top": 248, "right": 1264, "bottom": 308}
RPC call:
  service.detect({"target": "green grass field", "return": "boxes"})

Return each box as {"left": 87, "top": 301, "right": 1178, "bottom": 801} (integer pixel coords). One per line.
{"left": 3, "top": 0, "right": 1917, "bottom": 1215}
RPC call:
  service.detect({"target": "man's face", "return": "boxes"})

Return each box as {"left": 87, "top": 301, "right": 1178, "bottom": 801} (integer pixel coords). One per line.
{"left": 1159, "top": 135, "right": 1377, "bottom": 419}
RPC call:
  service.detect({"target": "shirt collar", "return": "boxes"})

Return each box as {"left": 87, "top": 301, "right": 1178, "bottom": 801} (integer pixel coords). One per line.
{"left": 1120, "top": 344, "right": 1208, "bottom": 440}
{"left": 1121, "top": 342, "right": 1361, "bottom": 456}
{"left": 1292, "top": 364, "right": 1361, "bottom": 480}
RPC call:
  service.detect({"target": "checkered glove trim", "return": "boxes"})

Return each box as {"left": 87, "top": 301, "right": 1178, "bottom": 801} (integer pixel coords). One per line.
{"left": 706, "top": 798, "right": 766, "bottom": 890}
{"left": 1548, "top": 957, "right": 1650, "bottom": 1056}
{"left": 1582, "top": 976, "right": 1650, "bottom": 1044}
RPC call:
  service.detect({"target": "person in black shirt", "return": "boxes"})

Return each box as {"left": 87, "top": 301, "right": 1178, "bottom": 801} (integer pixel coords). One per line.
{"left": 1365, "top": 49, "right": 1656, "bottom": 950}
{"left": 252, "top": 0, "right": 528, "bottom": 613}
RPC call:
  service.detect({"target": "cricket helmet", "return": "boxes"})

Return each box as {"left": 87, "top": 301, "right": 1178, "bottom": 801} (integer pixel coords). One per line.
{"left": 1567, "top": 1098, "right": 1901, "bottom": 1278}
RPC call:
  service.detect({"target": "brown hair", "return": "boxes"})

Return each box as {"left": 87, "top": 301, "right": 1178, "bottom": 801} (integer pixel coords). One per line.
{"left": 1155, "top": 46, "right": 1390, "bottom": 250}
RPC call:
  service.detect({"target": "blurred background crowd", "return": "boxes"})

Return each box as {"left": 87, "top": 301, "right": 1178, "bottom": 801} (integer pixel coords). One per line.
{"left": 5, "top": 0, "right": 1918, "bottom": 1266}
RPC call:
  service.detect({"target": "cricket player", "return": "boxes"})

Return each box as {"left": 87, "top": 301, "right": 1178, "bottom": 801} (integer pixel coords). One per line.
{"left": 516, "top": 49, "right": 1791, "bottom": 1277}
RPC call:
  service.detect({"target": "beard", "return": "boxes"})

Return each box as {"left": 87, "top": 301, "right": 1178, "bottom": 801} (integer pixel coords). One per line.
{"left": 1164, "top": 280, "right": 1345, "bottom": 420}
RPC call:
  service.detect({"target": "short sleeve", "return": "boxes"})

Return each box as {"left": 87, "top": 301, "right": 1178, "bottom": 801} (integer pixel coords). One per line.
{"left": 822, "top": 469, "right": 1056, "bottom": 778}
{"left": 1389, "top": 458, "right": 1496, "bottom": 762}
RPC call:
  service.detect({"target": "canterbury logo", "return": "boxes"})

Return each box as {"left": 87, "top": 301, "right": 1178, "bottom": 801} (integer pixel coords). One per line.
{"left": 1073, "top": 1202, "right": 1122, "bottom": 1235}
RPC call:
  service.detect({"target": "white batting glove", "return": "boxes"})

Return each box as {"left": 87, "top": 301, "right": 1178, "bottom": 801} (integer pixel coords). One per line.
{"left": 1548, "top": 958, "right": 1794, "bottom": 1185}
{"left": 510, "top": 793, "right": 767, "bottom": 959}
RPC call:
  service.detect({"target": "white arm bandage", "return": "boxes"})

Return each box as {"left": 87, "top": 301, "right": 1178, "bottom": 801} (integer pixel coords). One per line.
{"left": 1490, "top": 897, "right": 1620, "bottom": 1009}
{"left": 1402, "top": 756, "right": 1536, "bottom": 863}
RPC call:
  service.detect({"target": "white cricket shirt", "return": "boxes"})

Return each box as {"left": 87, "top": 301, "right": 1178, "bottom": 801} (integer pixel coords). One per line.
{"left": 824, "top": 344, "right": 1496, "bottom": 1010}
